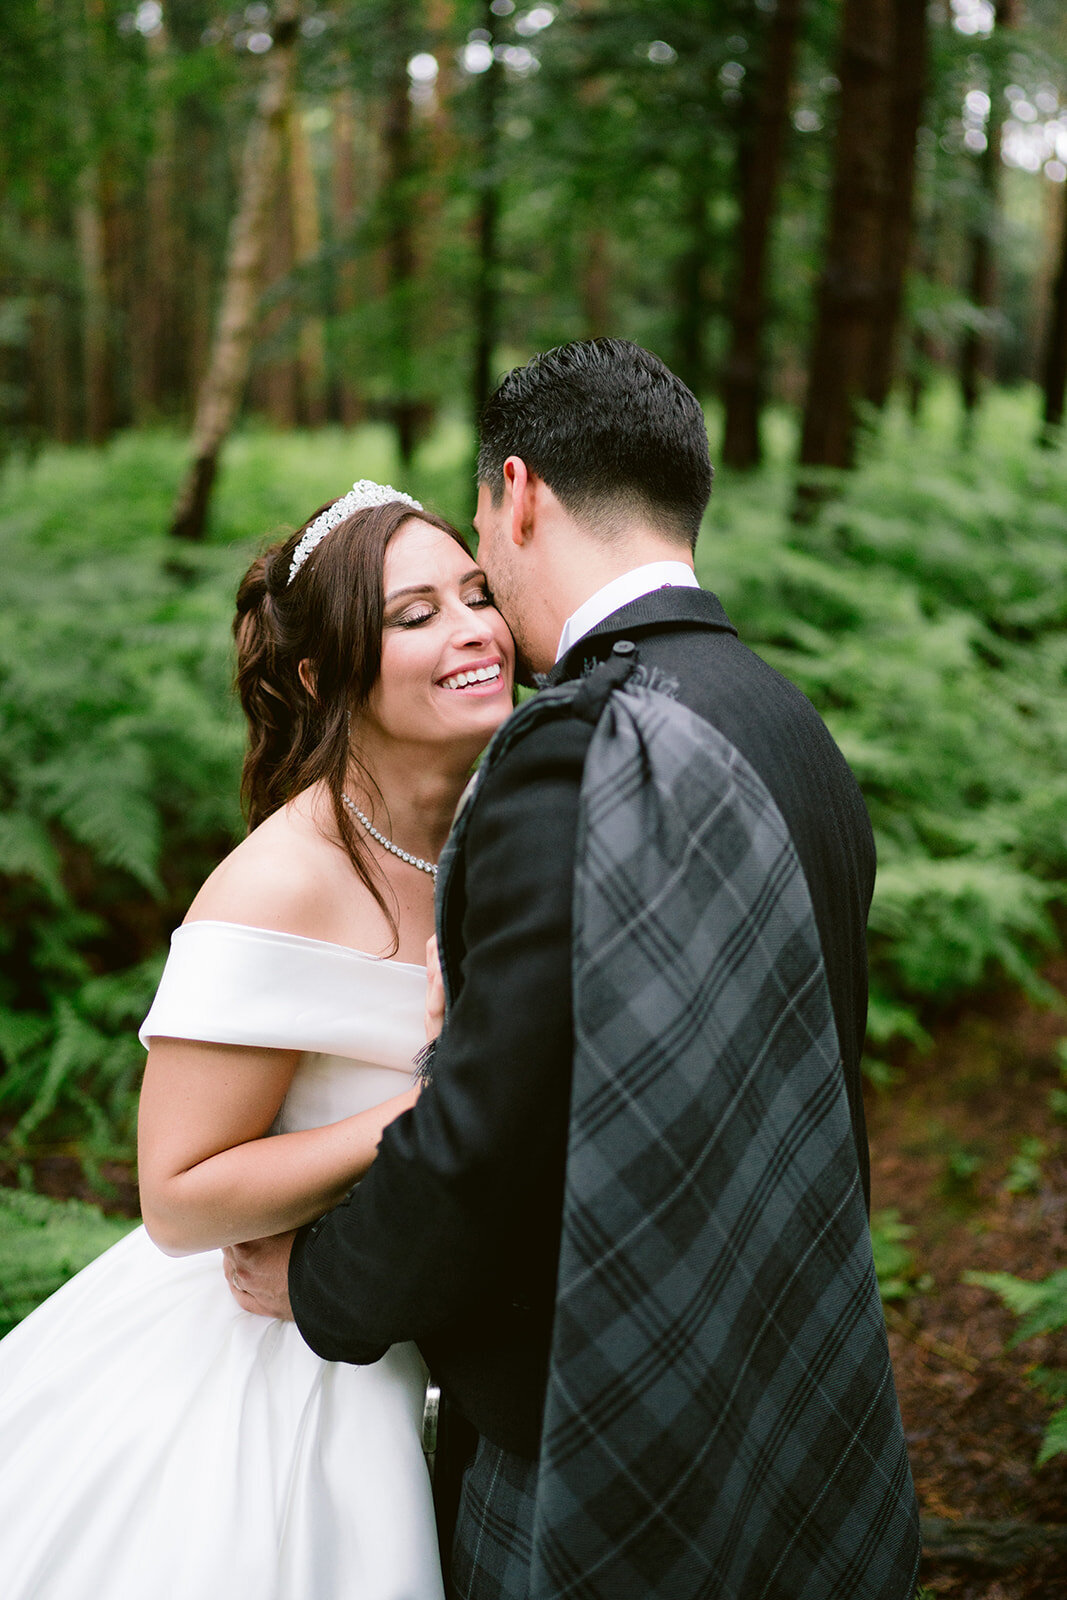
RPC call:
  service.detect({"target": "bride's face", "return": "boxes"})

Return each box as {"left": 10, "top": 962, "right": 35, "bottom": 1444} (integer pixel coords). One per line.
{"left": 358, "top": 520, "right": 515, "bottom": 760}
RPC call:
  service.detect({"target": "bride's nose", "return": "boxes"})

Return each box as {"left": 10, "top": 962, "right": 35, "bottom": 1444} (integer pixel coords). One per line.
{"left": 450, "top": 605, "right": 494, "bottom": 647}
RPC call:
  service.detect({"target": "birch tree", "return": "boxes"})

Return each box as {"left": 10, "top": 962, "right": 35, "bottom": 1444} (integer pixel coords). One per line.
{"left": 168, "top": 2, "right": 300, "bottom": 542}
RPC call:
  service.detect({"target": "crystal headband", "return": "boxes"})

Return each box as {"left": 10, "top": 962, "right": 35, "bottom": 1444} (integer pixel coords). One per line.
{"left": 287, "top": 480, "right": 424, "bottom": 584}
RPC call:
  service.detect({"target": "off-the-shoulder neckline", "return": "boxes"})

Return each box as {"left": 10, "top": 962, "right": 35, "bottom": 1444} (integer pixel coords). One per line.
{"left": 176, "top": 918, "right": 427, "bottom": 973}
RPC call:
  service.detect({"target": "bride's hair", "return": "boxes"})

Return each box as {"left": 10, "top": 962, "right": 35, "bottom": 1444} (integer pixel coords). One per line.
{"left": 234, "top": 498, "right": 465, "bottom": 935}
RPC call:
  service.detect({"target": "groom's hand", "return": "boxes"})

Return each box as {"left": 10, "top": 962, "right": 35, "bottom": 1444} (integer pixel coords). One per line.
{"left": 223, "top": 1231, "right": 297, "bottom": 1320}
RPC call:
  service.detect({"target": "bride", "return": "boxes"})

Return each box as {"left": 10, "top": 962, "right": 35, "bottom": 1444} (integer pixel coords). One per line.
{"left": 0, "top": 481, "right": 515, "bottom": 1599}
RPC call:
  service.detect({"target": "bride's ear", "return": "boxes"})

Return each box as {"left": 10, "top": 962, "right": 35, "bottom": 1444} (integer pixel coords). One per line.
{"left": 297, "top": 658, "right": 317, "bottom": 697}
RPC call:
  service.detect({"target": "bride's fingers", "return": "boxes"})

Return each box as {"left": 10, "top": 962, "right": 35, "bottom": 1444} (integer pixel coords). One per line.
{"left": 425, "top": 976, "right": 445, "bottom": 1041}
{"left": 424, "top": 936, "right": 445, "bottom": 1041}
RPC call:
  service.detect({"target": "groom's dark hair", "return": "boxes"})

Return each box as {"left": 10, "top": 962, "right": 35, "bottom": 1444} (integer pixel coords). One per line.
{"left": 477, "top": 338, "right": 713, "bottom": 551}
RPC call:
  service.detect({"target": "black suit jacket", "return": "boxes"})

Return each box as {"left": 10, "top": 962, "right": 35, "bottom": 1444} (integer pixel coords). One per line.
{"left": 288, "top": 588, "right": 876, "bottom": 1458}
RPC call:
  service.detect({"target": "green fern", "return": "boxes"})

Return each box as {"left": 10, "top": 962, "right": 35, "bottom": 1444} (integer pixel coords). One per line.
{"left": 871, "top": 1209, "right": 932, "bottom": 1303}
{"left": 965, "top": 1269, "right": 1067, "bottom": 1465}
{"left": 0, "top": 1189, "right": 137, "bottom": 1338}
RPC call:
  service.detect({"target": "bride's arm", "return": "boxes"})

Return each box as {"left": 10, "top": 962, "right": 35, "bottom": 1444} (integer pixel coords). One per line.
{"left": 137, "top": 1037, "right": 418, "bottom": 1257}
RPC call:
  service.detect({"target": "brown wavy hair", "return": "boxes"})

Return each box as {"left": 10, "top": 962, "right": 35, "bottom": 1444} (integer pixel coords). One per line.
{"left": 233, "top": 498, "right": 467, "bottom": 940}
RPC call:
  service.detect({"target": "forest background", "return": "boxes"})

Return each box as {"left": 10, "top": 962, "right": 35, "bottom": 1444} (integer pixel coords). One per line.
{"left": 2, "top": 0, "right": 1067, "bottom": 1588}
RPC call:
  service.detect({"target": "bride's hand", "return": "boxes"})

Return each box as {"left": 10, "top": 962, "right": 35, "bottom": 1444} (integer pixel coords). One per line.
{"left": 425, "top": 935, "right": 445, "bottom": 1043}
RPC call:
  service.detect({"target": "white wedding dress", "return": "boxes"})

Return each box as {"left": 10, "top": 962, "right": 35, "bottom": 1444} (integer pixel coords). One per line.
{"left": 0, "top": 921, "right": 445, "bottom": 1600}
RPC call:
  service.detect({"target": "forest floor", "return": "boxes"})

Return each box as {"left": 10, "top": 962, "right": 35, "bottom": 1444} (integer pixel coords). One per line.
{"left": 869, "top": 960, "right": 1067, "bottom": 1598}
{"left": 3, "top": 972, "right": 1067, "bottom": 1597}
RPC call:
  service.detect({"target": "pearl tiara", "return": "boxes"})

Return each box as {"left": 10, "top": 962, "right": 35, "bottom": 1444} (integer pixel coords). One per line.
{"left": 287, "top": 480, "right": 424, "bottom": 584}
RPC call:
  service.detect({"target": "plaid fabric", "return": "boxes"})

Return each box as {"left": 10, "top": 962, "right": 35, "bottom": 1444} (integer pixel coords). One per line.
{"left": 450, "top": 1437, "right": 538, "bottom": 1600}
{"left": 435, "top": 663, "right": 920, "bottom": 1600}
{"left": 528, "top": 671, "right": 920, "bottom": 1600}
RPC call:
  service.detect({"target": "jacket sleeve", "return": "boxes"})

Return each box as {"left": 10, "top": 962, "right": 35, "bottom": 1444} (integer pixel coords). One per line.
{"left": 288, "top": 715, "right": 588, "bottom": 1364}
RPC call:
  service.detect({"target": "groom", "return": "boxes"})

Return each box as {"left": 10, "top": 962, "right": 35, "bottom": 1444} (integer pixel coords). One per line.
{"left": 228, "top": 339, "right": 920, "bottom": 1598}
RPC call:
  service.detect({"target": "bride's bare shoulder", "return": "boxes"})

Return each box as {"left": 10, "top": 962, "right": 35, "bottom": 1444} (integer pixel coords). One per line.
{"left": 184, "top": 788, "right": 359, "bottom": 940}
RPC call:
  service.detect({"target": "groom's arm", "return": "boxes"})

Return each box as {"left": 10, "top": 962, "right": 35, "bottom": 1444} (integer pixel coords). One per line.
{"left": 287, "top": 715, "right": 588, "bottom": 1364}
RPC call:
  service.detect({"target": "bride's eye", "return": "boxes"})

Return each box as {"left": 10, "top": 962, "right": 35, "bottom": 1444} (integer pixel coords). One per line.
{"left": 394, "top": 606, "right": 436, "bottom": 628}
{"left": 465, "top": 587, "right": 493, "bottom": 609}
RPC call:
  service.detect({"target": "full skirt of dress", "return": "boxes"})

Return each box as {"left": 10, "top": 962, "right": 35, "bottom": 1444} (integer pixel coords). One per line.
{"left": 0, "top": 1226, "right": 443, "bottom": 1600}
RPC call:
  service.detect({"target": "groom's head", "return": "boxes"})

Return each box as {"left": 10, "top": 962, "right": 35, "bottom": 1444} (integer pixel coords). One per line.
{"left": 473, "top": 339, "right": 712, "bottom": 673}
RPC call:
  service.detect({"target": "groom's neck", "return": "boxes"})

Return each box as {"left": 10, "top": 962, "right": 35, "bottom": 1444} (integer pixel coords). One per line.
{"left": 521, "top": 524, "right": 694, "bottom": 675}
{"left": 546, "top": 526, "right": 694, "bottom": 617}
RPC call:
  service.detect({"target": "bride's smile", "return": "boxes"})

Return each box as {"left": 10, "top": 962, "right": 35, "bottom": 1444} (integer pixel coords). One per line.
{"left": 362, "top": 519, "right": 515, "bottom": 763}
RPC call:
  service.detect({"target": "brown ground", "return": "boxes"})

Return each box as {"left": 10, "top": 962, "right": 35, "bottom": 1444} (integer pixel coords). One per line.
{"left": 868, "top": 961, "right": 1067, "bottom": 1598}
{"left": 4, "top": 972, "right": 1067, "bottom": 1597}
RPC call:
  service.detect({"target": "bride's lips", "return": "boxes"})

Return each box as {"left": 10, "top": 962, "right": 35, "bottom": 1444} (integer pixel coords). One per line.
{"left": 435, "top": 656, "right": 507, "bottom": 695}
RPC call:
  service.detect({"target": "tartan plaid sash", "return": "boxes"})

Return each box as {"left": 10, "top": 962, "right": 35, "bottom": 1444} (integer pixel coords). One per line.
{"left": 527, "top": 670, "right": 920, "bottom": 1600}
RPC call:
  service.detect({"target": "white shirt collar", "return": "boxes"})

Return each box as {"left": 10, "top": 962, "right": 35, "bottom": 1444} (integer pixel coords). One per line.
{"left": 555, "top": 562, "right": 700, "bottom": 663}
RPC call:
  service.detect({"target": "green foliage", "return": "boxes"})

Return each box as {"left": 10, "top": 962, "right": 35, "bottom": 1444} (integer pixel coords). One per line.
{"left": 870, "top": 1209, "right": 931, "bottom": 1303}
{"left": 2, "top": 399, "right": 1067, "bottom": 1177}
{"left": 938, "top": 1142, "right": 984, "bottom": 1202}
{"left": 1002, "top": 1136, "right": 1046, "bottom": 1196}
{"left": 965, "top": 1268, "right": 1067, "bottom": 1465}
{"left": 706, "top": 392, "right": 1067, "bottom": 1046}
{"left": 0, "top": 434, "right": 250, "bottom": 1163}
{"left": 0, "top": 1188, "right": 136, "bottom": 1338}
{"left": 1049, "top": 1039, "right": 1067, "bottom": 1119}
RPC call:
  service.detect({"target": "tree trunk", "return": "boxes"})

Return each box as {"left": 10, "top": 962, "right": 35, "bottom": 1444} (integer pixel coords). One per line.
{"left": 1038, "top": 177, "right": 1067, "bottom": 446}
{"left": 253, "top": 167, "right": 300, "bottom": 429}
{"left": 673, "top": 164, "right": 711, "bottom": 399}
{"left": 74, "top": 160, "right": 110, "bottom": 444}
{"left": 331, "top": 87, "right": 364, "bottom": 426}
{"left": 865, "top": 0, "right": 928, "bottom": 408}
{"left": 470, "top": 0, "right": 502, "bottom": 428}
{"left": 381, "top": 0, "right": 420, "bottom": 467}
{"left": 959, "top": 0, "right": 1017, "bottom": 434}
{"left": 721, "top": 0, "right": 804, "bottom": 469}
{"left": 130, "top": 17, "right": 178, "bottom": 421}
{"left": 796, "top": 0, "right": 895, "bottom": 505}
{"left": 185, "top": 123, "right": 217, "bottom": 410}
{"left": 68, "top": 0, "right": 111, "bottom": 445}
{"left": 573, "top": 0, "right": 611, "bottom": 348}
{"left": 168, "top": 5, "right": 300, "bottom": 542}
{"left": 289, "top": 100, "right": 328, "bottom": 425}
{"left": 27, "top": 195, "right": 77, "bottom": 444}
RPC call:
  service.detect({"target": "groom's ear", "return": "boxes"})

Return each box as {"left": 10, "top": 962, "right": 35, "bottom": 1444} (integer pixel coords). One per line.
{"left": 502, "top": 456, "right": 535, "bottom": 547}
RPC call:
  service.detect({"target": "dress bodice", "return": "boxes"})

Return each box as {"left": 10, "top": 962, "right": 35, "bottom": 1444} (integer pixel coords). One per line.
{"left": 139, "top": 920, "right": 426, "bottom": 1134}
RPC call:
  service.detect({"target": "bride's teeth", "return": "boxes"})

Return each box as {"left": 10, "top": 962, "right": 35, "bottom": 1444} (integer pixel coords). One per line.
{"left": 441, "top": 663, "right": 500, "bottom": 690}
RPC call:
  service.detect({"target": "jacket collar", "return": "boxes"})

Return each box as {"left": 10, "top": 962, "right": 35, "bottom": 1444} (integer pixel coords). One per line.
{"left": 545, "top": 587, "right": 737, "bottom": 687}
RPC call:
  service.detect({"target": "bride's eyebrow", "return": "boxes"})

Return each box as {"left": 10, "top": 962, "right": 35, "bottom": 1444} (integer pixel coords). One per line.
{"left": 384, "top": 570, "right": 484, "bottom": 604}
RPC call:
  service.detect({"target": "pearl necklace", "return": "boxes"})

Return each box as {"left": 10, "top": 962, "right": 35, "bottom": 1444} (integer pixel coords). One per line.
{"left": 341, "top": 793, "right": 438, "bottom": 879}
